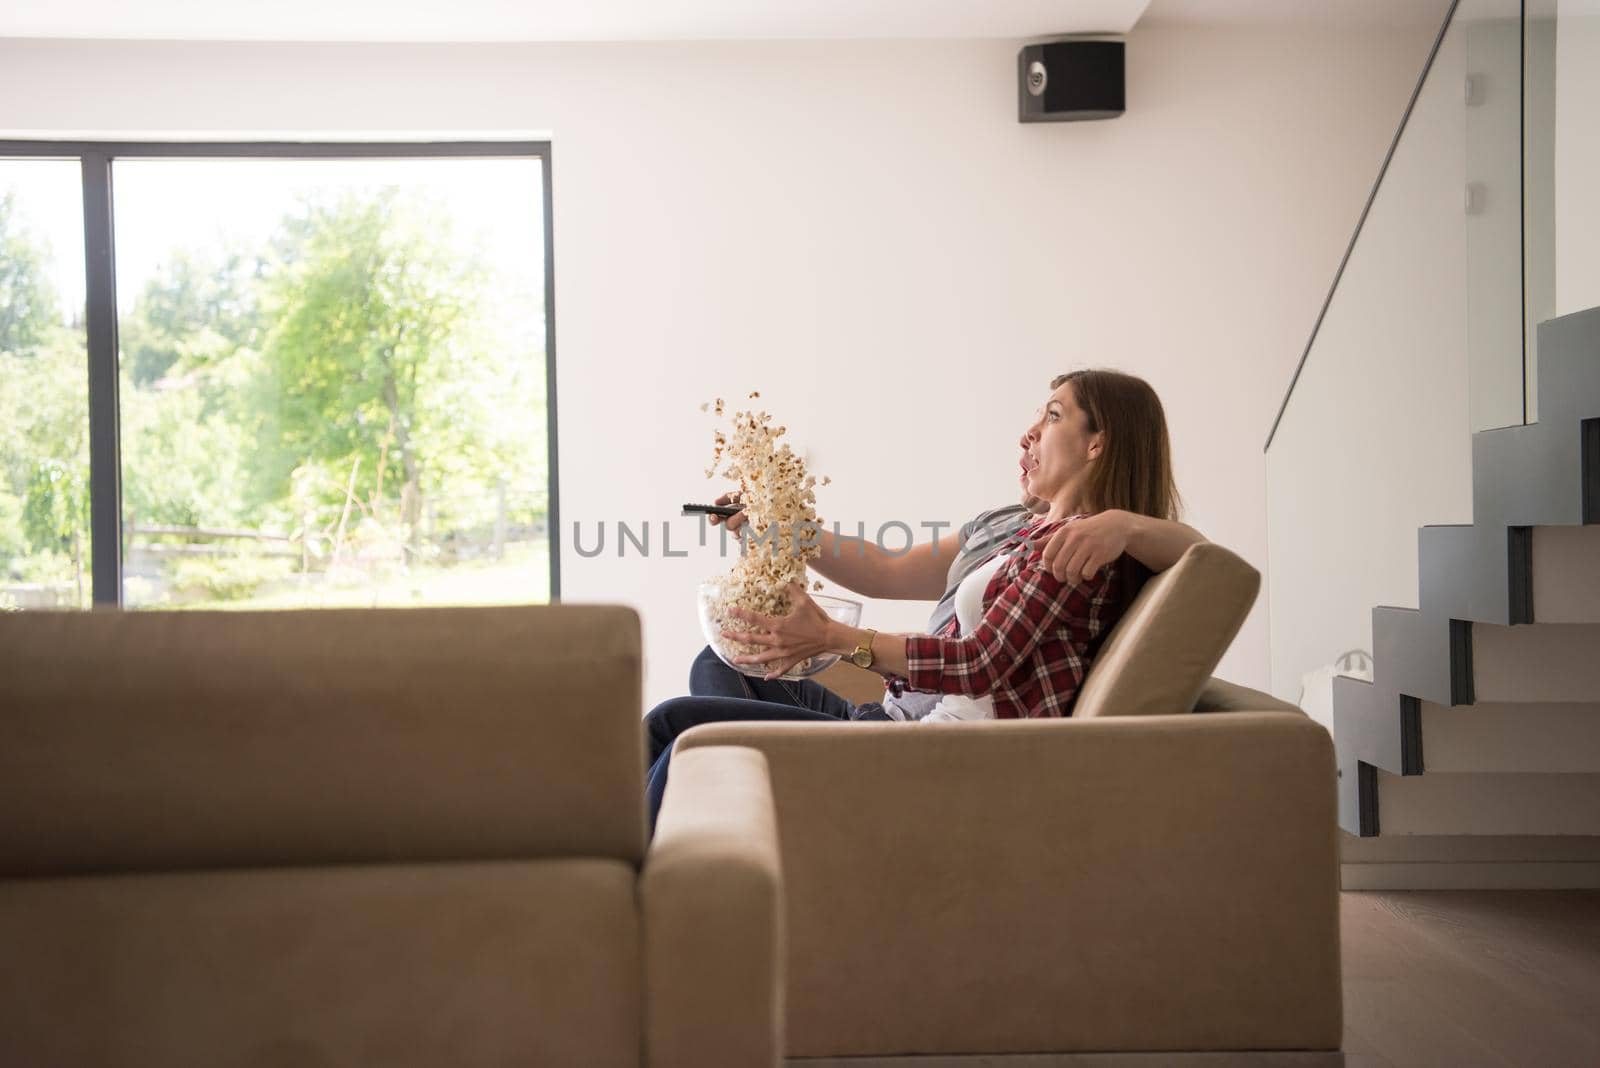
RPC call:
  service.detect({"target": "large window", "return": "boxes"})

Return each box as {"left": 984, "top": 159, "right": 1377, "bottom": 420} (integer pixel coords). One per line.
{"left": 0, "top": 160, "right": 90, "bottom": 610}
{"left": 0, "top": 143, "right": 558, "bottom": 611}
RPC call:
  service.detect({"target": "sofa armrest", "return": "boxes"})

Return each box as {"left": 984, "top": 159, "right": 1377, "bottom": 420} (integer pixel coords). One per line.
{"left": 642, "top": 746, "right": 783, "bottom": 1068}
{"left": 676, "top": 714, "right": 1340, "bottom": 1059}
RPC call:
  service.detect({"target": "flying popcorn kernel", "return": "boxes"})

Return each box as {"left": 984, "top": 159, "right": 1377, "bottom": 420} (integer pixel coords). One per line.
{"left": 701, "top": 395, "right": 827, "bottom": 668}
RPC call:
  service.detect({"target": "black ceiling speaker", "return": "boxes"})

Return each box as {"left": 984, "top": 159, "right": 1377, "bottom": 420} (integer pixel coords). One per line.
{"left": 1018, "top": 39, "right": 1125, "bottom": 123}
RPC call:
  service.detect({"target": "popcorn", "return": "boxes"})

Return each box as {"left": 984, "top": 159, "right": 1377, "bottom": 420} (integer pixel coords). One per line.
{"left": 701, "top": 394, "right": 825, "bottom": 669}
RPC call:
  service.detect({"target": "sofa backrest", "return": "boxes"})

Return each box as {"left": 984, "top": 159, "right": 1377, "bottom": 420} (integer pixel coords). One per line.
{"left": 1072, "top": 542, "right": 1260, "bottom": 718}
{"left": 0, "top": 604, "right": 647, "bottom": 876}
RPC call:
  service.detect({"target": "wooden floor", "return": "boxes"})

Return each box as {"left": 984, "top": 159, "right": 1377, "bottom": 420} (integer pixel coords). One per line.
{"left": 1341, "top": 890, "right": 1600, "bottom": 1067}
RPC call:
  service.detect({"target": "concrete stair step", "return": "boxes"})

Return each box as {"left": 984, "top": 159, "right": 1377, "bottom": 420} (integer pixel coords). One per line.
{"left": 1339, "top": 831, "right": 1600, "bottom": 889}
{"left": 1470, "top": 421, "right": 1587, "bottom": 528}
{"left": 1375, "top": 769, "right": 1600, "bottom": 836}
{"left": 1471, "top": 622, "right": 1600, "bottom": 703}
{"left": 1369, "top": 605, "right": 1453, "bottom": 707}
{"left": 1532, "top": 307, "right": 1600, "bottom": 430}
{"left": 1420, "top": 701, "right": 1600, "bottom": 773}
{"left": 1414, "top": 522, "right": 1600, "bottom": 627}
{"left": 1532, "top": 525, "right": 1600, "bottom": 623}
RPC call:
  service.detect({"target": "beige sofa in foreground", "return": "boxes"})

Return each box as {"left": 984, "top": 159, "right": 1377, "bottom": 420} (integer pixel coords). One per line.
{"left": 0, "top": 604, "right": 780, "bottom": 1068}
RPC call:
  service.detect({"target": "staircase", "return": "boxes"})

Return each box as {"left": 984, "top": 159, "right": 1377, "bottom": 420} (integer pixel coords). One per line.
{"left": 1331, "top": 306, "right": 1600, "bottom": 882}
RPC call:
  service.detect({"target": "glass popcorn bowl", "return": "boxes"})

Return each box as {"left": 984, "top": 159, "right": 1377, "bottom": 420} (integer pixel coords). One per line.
{"left": 698, "top": 580, "right": 863, "bottom": 681}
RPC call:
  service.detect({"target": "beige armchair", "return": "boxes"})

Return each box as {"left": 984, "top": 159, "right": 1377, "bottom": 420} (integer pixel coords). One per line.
{"left": 0, "top": 605, "right": 781, "bottom": 1068}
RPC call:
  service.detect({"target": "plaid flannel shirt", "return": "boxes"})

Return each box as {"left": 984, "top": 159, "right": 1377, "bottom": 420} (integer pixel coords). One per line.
{"left": 892, "top": 515, "right": 1123, "bottom": 719}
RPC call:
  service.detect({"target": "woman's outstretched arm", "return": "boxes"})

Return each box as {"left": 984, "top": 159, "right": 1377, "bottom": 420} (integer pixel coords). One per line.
{"left": 707, "top": 490, "right": 955, "bottom": 600}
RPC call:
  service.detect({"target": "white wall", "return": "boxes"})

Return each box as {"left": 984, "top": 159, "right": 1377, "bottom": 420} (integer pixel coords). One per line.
{"left": 1265, "top": 12, "right": 1478, "bottom": 705}
{"left": 1463, "top": 12, "right": 1528, "bottom": 433}
{"left": 0, "top": 21, "right": 1436, "bottom": 707}
{"left": 1525, "top": 0, "right": 1600, "bottom": 421}
{"left": 1554, "top": 2, "right": 1600, "bottom": 318}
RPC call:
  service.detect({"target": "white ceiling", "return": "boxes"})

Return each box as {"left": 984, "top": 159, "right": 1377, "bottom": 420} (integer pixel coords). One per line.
{"left": 1142, "top": 0, "right": 1449, "bottom": 27}
{"left": 0, "top": 0, "right": 1155, "bottom": 43}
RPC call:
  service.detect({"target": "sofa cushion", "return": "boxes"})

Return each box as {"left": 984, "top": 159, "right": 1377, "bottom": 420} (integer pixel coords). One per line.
{"left": 1193, "top": 675, "right": 1302, "bottom": 715}
{"left": 1072, "top": 541, "right": 1260, "bottom": 718}
{"left": 0, "top": 858, "right": 643, "bottom": 1067}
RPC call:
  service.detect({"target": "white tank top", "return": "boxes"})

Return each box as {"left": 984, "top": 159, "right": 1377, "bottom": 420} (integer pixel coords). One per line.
{"left": 921, "top": 549, "right": 1011, "bottom": 722}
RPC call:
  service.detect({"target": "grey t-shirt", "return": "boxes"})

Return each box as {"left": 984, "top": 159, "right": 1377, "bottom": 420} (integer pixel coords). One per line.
{"left": 924, "top": 504, "right": 1034, "bottom": 637}
{"left": 879, "top": 503, "right": 1034, "bottom": 721}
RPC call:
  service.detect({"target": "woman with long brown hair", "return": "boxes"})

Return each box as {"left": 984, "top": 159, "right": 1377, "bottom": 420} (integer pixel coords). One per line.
{"left": 645, "top": 368, "right": 1191, "bottom": 828}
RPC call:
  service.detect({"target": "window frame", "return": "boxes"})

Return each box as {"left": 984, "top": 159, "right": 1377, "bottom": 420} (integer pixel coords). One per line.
{"left": 0, "top": 139, "right": 560, "bottom": 605}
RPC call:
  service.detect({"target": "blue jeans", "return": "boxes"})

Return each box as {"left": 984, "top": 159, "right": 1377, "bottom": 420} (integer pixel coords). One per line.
{"left": 645, "top": 646, "right": 889, "bottom": 832}
{"left": 685, "top": 643, "right": 861, "bottom": 714}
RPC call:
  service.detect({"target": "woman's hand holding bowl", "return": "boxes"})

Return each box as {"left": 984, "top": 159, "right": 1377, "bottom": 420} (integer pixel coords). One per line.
{"left": 721, "top": 580, "right": 840, "bottom": 681}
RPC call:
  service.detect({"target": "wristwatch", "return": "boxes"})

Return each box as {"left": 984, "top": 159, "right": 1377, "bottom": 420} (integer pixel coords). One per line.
{"left": 849, "top": 628, "right": 878, "bottom": 670}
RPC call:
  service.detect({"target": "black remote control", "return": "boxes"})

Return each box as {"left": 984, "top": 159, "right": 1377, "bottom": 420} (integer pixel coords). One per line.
{"left": 682, "top": 502, "right": 744, "bottom": 517}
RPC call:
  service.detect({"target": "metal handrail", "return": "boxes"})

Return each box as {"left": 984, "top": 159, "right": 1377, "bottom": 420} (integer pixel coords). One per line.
{"left": 1263, "top": 0, "right": 1464, "bottom": 452}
